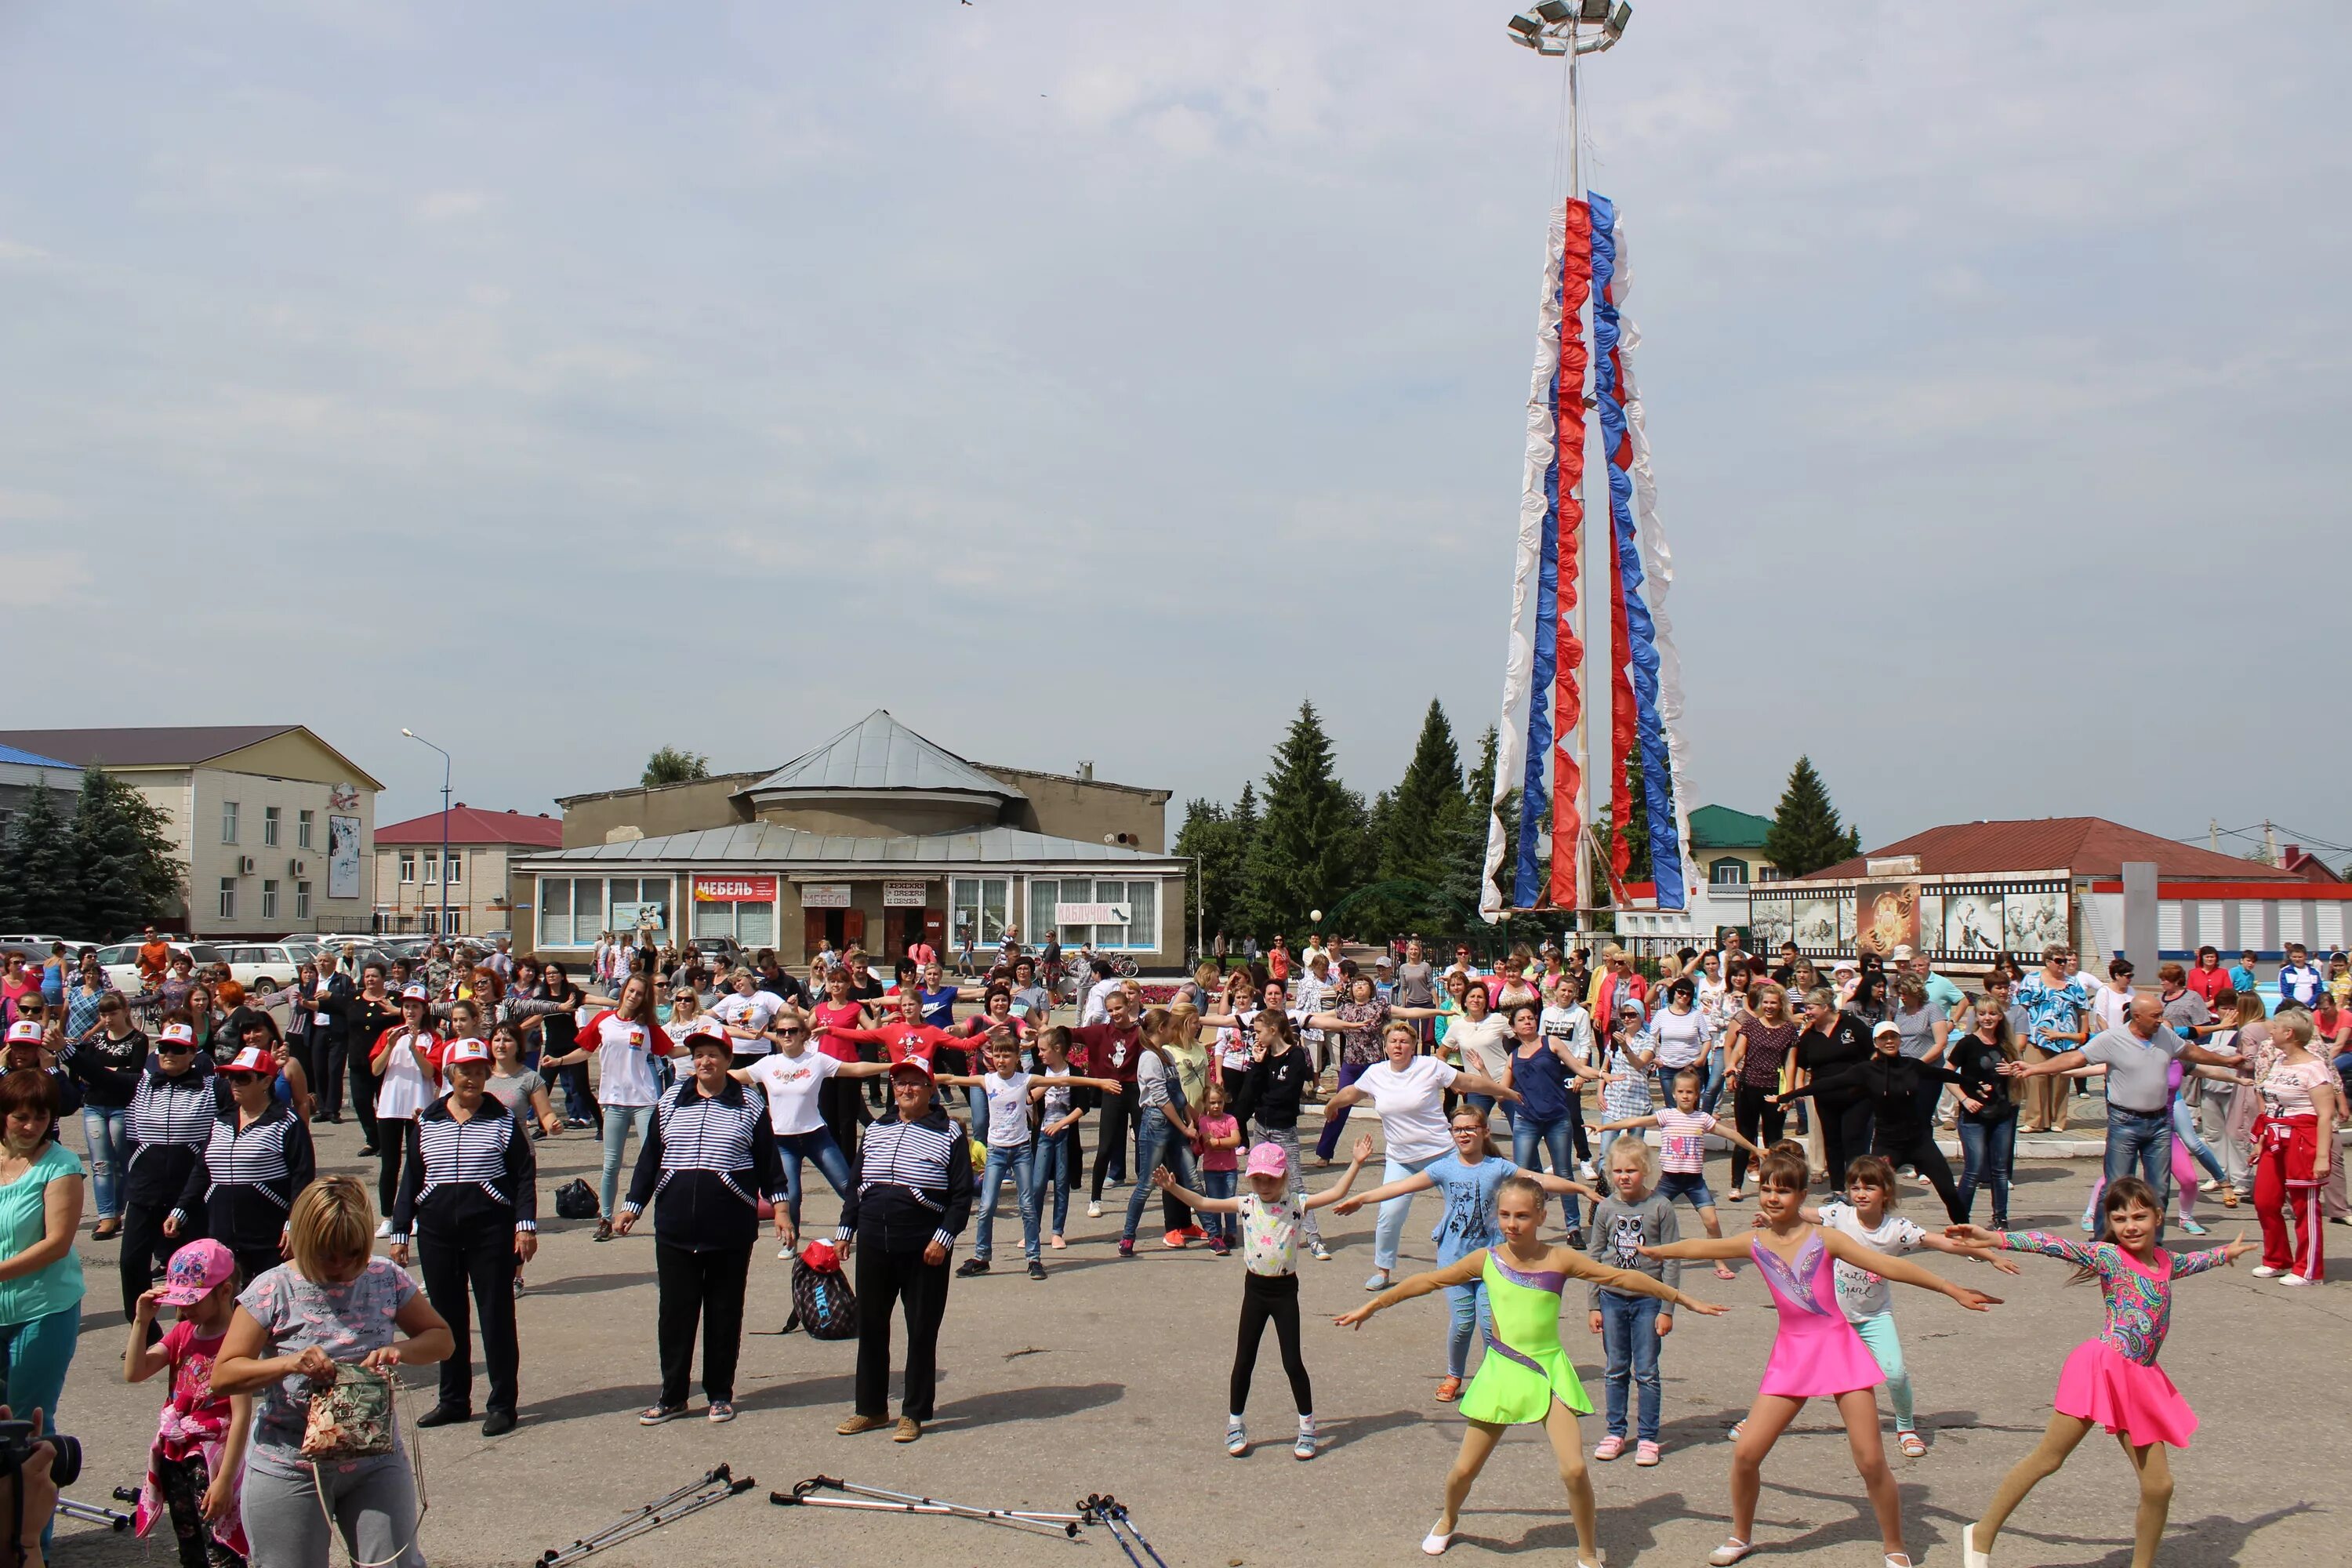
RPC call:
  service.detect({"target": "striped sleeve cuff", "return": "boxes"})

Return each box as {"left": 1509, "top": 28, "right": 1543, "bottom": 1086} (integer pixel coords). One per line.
{"left": 931, "top": 1227, "right": 955, "bottom": 1251}
{"left": 621, "top": 1200, "right": 644, "bottom": 1218}
{"left": 386, "top": 1231, "right": 408, "bottom": 1247}
{"left": 514, "top": 1219, "right": 537, "bottom": 1233}
{"left": 834, "top": 1224, "right": 853, "bottom": 1242}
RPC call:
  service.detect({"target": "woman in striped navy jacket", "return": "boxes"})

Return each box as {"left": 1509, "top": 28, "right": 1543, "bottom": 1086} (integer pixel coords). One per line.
{"left": 389, "top": 1036, "right": 537, "bottom": 1438}
{"left": 618, "top": 1020, "right": 786, "bottom": 1426}
{"left": 833, "top": 1055, "right": 973, "bottom": 1445}
{"left": 170, "top": 1044, "right": 315, "bottom": 1283}
{"left": 118, "top": 1016, "right": 227, "bottom": 1325}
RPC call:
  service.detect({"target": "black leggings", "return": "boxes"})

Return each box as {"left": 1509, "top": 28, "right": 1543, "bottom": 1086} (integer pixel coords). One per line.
{"left": 423, "top": 1217, "right": 521, "bottom": 1417}
{"left": 377, "top": 1122, "right": 409, "bottom": 1218}
{"left": 1816, "top": 1092, "right": 1874, "bottom": 1189}
{"left": 1873, "top": 1124, "right": 1968, "bottom": 1225}
{"left": 1230, "top": 1272, "right": 1311, "bottom": 1417}
{"left": 1732, "top": 1084, "right": 1786, "bottom": 1192}
{"left": 655, "top": 1240, "right": 751, "bottom": 1408}
{"left": 1090, "top": 1084, "right": 1136, "bottom": 1201}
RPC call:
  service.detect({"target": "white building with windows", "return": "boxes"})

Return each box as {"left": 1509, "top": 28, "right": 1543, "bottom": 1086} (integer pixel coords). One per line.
{"left": 517, "top": 711, "right": 1186, "bottom": 967}
{"left": 372, "top": 805, "right": 562, "bottom": 938}
{"left": 0, "top": 725, "right": 380, "bottom": 938}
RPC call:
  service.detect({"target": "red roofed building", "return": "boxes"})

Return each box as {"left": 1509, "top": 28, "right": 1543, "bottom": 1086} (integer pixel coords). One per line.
{"left": 1806, "top": 818, "right": 2299, "bottom": 884}
{"left": 372, "top": 806, "right": 563, "bottom": 940}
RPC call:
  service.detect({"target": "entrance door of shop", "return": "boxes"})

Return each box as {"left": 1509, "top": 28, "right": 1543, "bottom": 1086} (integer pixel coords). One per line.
{"left": 884, "top": 907, "right": 925, "bottom": 960}
{"left": 804, "top": 908, "right": 865, "bottom": 962}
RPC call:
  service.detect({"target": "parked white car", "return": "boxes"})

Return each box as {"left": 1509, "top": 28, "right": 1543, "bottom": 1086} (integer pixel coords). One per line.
{"left": 93, "top": 942, "right": 227, "bottom": 994}
{"left": 212, "top": 942, "right": 325, "bottom": 991}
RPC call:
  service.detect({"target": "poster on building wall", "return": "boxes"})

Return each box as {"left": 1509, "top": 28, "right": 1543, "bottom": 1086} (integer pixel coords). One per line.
{"left": 1791, "top": 895, "right": 1840, "bottom": 949}
{"left": 693, "top": 875, "right": 777, "bottom": 902}
{"left": 612, "top": 900, "right": 666, "bottom": 936}
{"left": 327, "top": 815, "right": 361, "bottom": 898}
{"left": 1853, "top": 882, "right": 1920, "bottom": 959}
{"left": 882, "top": 881, "right": 927, "bottom": 908}
{"left": 801, "top": 884, "right": 851, "bottom": 909}
{"left": 2004, "top": 887, "right": 2069, "bottom": 953}
{"left": 1748, "top": 902, "right": 1793, "bottom": 952}
{"left": 1944, "top": 891, "right": 2005, "bottom": 954}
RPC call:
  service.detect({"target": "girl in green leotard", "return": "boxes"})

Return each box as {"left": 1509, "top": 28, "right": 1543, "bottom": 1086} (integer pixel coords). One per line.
{"left": 1336, "top": 1174, "right": 1728, "bottom": 1563}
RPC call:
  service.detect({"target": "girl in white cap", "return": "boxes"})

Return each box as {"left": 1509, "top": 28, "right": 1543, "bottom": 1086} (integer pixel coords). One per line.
{"left": 1152, "top": 1130, "right": 1373, "bottom": 1462}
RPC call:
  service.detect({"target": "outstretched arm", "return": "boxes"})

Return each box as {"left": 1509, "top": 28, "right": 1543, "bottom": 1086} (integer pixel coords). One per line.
{"left": 1303, "top": 1134, "right": 1377, "bottom": 1210}
{"left": 1149, "top": 1165, "right": 1237, "bottom": 1214}
{"left": 1333, "top": 1253, "right": 1487, "bottom": 1327}
{"left": 1561, "top": 1250, "right": 1730, "bottom": 1316}
{"left": 1330, "top": 1170, "right": 1437, "bottom": 1216}
{"left": 1913, "top": 1230, "right": 2022, "bottom": 1274}
{"left": 1641, "top": 1234, "right": 1752, "bottom": 1262}
{"left": 1819, "top": 1229, "right": 2001, "bottom": 1309}
{"left": 1593, "top": 1114, "right": 1661, "bottom": 1133}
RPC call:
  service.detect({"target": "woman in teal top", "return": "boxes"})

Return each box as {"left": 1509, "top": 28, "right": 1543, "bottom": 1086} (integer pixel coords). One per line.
{"left": 1338, "top": 1173, "right": 1724, "bottom": 1565}
{"left": 0, "top": 1067, "right": 87, "bottom": 1433}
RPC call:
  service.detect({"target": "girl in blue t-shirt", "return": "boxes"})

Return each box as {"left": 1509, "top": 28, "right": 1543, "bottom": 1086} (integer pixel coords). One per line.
{"left": 1335, "top": 1109, "right": 1593, "bottom": 1402}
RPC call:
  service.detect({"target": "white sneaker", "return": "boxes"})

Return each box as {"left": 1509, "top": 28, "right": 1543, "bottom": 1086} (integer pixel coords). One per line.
{"left": 1962, "top": 1521, "right": 1992, "bottom": 1568}
{"left": 1225, "top": 1417, "right": 1247, "bottom": 1457}
{"left": 2252, "top": 1265, "right": 2284, "bottom": 1278}
{"left": 375, "top": 1218, "right": 394, "bottom": 1240}
{"left": 777, "top": 1240, "right": 797, "bottom": 1260}
{"left": 2284, "top": 1272, "right": 2317, "bottom": 1287}
{"left": 1087, "top": 1200, "right": 1102, "bottom": 1219}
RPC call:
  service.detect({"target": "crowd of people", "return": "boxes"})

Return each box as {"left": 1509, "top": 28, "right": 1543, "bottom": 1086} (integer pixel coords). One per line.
{"left": 0, "top": 923, "right": 2342, "bottom": 1568}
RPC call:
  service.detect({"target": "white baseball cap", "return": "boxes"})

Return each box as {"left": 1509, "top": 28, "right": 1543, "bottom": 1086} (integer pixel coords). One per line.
{"left": 443, "top": 1036, "right": 491, "bottom": 1066}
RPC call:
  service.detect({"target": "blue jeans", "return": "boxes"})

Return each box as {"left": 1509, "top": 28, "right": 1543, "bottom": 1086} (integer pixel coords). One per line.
{"left": 776, "top": 1130, "right": 852, "bottom": 1232}
{"left": 2169, "top": 1097, "right": 2225, "bottom": 1185}
{"left": 1201, "top": 1168, "right": 1236, "bottom": 1243}
{"left": 1443, "top": 1276, "right": 1493, "bottom": 1378}
{"left": 977, "top": 1142, "right": 1041, "bottom": 1261}
{"left": 1039, "top": 1123, "right": 1082, "bottom": 1236}
{"left": 1700, "top": 1047, "right": 1728, "bottom": 1114}
{"left": 599, "top": 1103, "right": 657, "bottom": 1220}
{"left": 2104, "top": 1105, "right": 2172, "bottom": 1233}
{"left": 1123, "top": 1107, "right": 1196, "bottom": 1243}
{"left": 1598, "top": 1289, "right": 1661, "bottom": 1442}
{"left": 1512, "top": 1115, "right": 1573, "bottom": 1181}
{"left": 1956, "top": 1115, "right": 2017, "bottom": 1225}
{"left": 82, "top": 1105, "right": 132, "bottom": 1221}
{"left": 1373, "top": 1152, "right": 1444, "bottom": 1271}
{"left": 968, "top": 1083, "right": 990, "bottom": 1143}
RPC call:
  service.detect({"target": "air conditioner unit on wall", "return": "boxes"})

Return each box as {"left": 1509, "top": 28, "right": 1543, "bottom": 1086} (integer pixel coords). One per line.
{"left": 239, "top": 856, "right": 258, "bottom": 875}
{"left": 289, "top": 858, "right": 307, "bottom": 876}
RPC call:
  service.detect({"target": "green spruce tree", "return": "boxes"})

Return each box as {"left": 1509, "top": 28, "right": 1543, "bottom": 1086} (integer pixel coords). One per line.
{"left": 73, "top": 768, "right": 185, "bottom": 939}
{"left": 1762, "top": 755, "right": 1862, "bottom": 877}
{"left": 1243, "top": 701, "right": 1356, "bottom": 935}
{"left": 1381, "top": 699, "right": 1463, "bottom": 887}
{"left": 0, "top": 784, "right": 84, "bottom": 932}
{"left": 1173, "top": 797, "right": 1246, "bottom": 949}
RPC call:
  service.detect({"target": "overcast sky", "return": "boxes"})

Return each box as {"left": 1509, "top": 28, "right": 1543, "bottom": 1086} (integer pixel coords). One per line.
{"left": 6, "top": 3, "right": 2348, "bottom": 862}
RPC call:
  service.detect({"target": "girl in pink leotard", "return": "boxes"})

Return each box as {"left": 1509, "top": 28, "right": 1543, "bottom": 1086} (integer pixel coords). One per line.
{"left": 1644, "top": 1147, "right": 2000, "bottom": 1568}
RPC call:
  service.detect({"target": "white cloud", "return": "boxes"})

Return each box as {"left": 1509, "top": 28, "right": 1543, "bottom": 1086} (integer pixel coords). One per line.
{"left": 414, "top": 189, "right": 490, "bottom": 222}
{"left": 0, "top": 551, "right": 93, "bottom": 608}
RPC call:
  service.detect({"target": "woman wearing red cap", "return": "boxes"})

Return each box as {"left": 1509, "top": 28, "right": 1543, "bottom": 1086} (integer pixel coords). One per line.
{"left": 390, "top": 1036, "right": 539, "bottom": 1437}
{"left": 172, "top": 1044, "right": 315, "bottom": 1287}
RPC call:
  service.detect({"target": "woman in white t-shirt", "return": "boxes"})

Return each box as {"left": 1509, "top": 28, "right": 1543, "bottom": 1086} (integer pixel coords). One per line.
{"left": 1647, "top": 978, "right": 1711, "bottom": 1105}
{"left": 1320, "top": 1020, "right": 1519, "bottom": 1292}
{"left": 541, "top": 974, "right": 674, "bottom": 1240}
{"left": 736, "top": 1005, "right": 893, "bottom": 1257}
{"left": 367, "top": 985, "right": 445, "bottom": 1237}
{"left": 1446, "top": 986, "right": 1514, "bottom": 1120}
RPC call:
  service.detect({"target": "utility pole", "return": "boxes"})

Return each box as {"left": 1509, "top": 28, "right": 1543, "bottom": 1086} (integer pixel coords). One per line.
{"left": 2263, "top": 819, "right": 2280, "bottom": 866}
{"left": 402, "top": 729, "right": 452, "bottom": 938}
{"left": 2209, "top": 818, "right": 2220, "bottom": 855}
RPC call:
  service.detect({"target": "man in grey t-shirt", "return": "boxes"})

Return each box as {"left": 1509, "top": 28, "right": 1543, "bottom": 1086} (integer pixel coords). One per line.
{"left": 2013, "top": 994, "right": 2238, "bottom": 1232}
{"left": 1396, "top": 939, "right": 1437, "bottom": 1048}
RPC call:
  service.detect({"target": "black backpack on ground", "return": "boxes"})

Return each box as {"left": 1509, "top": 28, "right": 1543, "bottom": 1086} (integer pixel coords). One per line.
{"left": 784, "top": 1253, "right": 858, "bottom": 1340}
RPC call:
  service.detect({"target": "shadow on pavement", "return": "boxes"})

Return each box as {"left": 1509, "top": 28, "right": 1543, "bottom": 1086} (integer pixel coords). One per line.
{"left": 925, "top": 1380, "right": 1123, "bottom": 1431}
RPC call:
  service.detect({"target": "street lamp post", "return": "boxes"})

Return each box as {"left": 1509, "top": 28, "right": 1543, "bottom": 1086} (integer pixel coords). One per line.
{"left": 401, "top": 729, "right": 452, "bottom": 941}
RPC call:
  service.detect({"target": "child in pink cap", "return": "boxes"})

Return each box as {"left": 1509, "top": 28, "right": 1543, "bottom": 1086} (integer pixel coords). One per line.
{"left": 125, "top": 1238, "right": 250, "bottom": 1567}
{"left": 1154, "top": 1131, "right": 1374, "bottom": 1462}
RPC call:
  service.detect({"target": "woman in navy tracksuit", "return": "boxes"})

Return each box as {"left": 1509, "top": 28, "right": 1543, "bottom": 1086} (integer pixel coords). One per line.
{"left": 619, "top": 1021, "right": 787, "bottom": 1425}
{"left": 173, "top": 1044, "right": 316, "bottom": 1285}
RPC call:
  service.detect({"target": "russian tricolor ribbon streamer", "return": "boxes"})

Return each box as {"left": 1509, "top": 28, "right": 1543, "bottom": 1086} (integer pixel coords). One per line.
{"left": 1608, "top": 203, "right": 1698, "bottom": 910}
{"left": 1591, "top": 191, "right": 1686, "bottom": 910}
